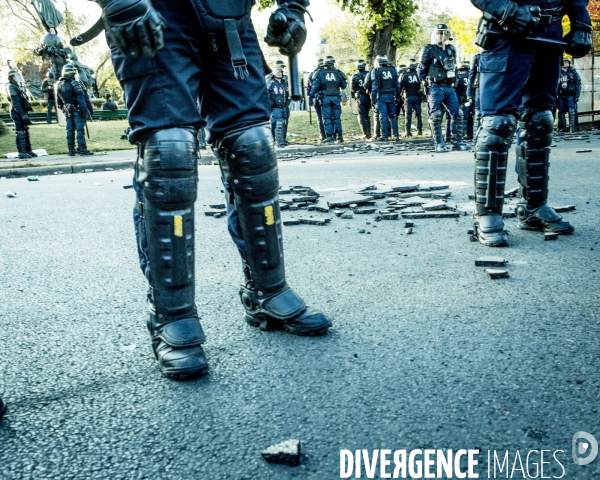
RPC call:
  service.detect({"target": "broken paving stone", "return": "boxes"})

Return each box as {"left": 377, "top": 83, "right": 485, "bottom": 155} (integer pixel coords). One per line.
{"left": 576, "top": 149, "right": 592, "bottom": 153}
{"left": 354, "top": 207, "right": 377, "bottom": 214}
{"left": 505, "top": 187, "right": 519, "bottom": 198}
{"left": 544, "top": 232, "right": 558, "bottom": 241}
{"left": 209, "top": 203, "right": 226, "bottom": 209}
{"left": 307, "top": 205, "right": 316, "bottom": 211}
{"left": 289, "top": 205, "right": 299, "bottom": 211}
{"left": 262, "top": 439, "right": 301, "bottom": 467}
{"left": 341, "top": 212, "right": 354, "bottom": 219}
{"left": 283, "top": 219, "right": 301, "bottom": 226}
{"left": 394, "top": 192, "right": 433, "bottom": 199}
{"left": 315, "top": 201, "right": 330, "bottom": 213}
{"left": 475, "top": 256, "right": 506, "bottom": 267}
{"left": 399, "top": 206, "right": 425, "bottom": 213}
{"left": 278, "top": 189, "right": 292, "bottom": 195}
{"left": 391, "top": 184, "right": 420, "bottom": 192}
{"left": 280, "top": 204, "right": 289, "bottom": 210}
{"left": 404, "top": 221, "right": 414, "bottom": 228}
{"left": 553, "top": 205, "right": 576, "bottom": 213}
{"left": 327, "top": 192, "right": 374, "bottom": 208}
{"left": 402, "top": 211, "right": 460, "bottom": 219}
{"left": 433, "top": 192, "right": 452, "bottom": 199}
{"left": 426, "top": 184, "right": 449, "bottom": 191}
{"left": 405, "top": 227, "right": 413, "bottom": 234}
{"left": 299, "top": 218, "right": 328, "bottom": 226}
{"left": 485, "top": 269, "right": 510, "bottom": 279}
{"left": 381, "top": 213, "right": 399, "bottom": 220}
{"left": 334, "top": 209, "right": 343, "bottom": 217}
{"left": 292, "top": 196, "right": 318, "bottom": 202}
{"left": 422, "top": 200, "right": 447, "bottom": 211}
{"left": 204, "top": 210, "right": 227, "bottom": 216}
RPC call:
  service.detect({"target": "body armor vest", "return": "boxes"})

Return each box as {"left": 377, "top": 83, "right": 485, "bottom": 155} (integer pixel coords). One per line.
{"left": 377, "top": 66, "right": 397, "bottom": 94}
{"left": 320, "top": 69, "right": 342, "bottom": 96}
{"left": 402, "top": 70, "right": 421, "bottom": 96}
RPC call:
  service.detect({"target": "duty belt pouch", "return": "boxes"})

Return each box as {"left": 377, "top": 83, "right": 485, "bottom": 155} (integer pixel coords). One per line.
{"left": 192, "top": 0, "right": 253, "bottom": 79}
{"left": 443, "top": 57, "right": 456, "bottom": 79}
{"left": 475, "top": 14, "right": 499, "bottom": 50}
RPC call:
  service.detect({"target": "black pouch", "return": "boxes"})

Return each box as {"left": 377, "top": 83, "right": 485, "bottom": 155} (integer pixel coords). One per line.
{"left": 475, "top": 14, "right": 499, "bottom": 50}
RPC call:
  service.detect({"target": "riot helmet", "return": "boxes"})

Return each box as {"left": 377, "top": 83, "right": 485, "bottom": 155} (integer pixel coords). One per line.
{"left": 324, "top": 56, "right": 335, "bottom": 67}
{"left": 273, "top": 65, "right": 284, "bottom": 77}
{"left": 376, "top": 54, "right": 389, "bottom": 67}
{"left": 431, "top": 24, "right": 451, "bottom": 45}
{"left": 62, "top": 63, "right": 77, "bottom": 79}
{"left": 275, "top": 59, "right": 286, "bottom": 69}
{"left": 398, "top": 64, "right": 407, "bottom": 72}
{"left": 356, "top": 59, "right": 367, "bottom": 71}
{"left": 459, "top": 60, "right": 470, "bottom": 71}
{"left": 47, "top": 71, "right": 55, "bottom": 79}
{"left": 409, "top": 58, "right": 418, "bottom": 69}
{"left": 317, "top": 58, "right": 324, "bottom": 67}
{"left": 563, "top": 57, "right": 571, "bottom": 67}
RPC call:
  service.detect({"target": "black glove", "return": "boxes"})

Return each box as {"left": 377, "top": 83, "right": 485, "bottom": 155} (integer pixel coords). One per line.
{"left": 21, "top": 114, "right": 32, "bottom": 125}
{"left": 564, "top": 22, "right": 592, "bottom": 58}
{"left": 264, "top": 5, "right": 307, "bottom": 57}
{"left": 498, "top": 1, "right": 540, "bottom": 37}
{"left": 98, "top": 0, "right": 166, "bottom": 57}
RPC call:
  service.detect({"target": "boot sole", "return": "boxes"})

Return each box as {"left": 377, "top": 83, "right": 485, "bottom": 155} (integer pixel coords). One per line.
{"left": 0, "top": 399, "right": 7, "bottom": 420}
{"left": 518, "top": 221, "right": 574, "bottom": 234}
{"left": 161, "top": 364, "right": 209, "bottom": 380}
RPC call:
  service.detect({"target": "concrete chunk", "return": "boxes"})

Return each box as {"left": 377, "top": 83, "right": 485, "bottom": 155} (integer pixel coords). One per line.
{"left": 485, "top": 269, "right": 509, "bottom": 279}
{"left": 553, "top": 205, "right": 576, "bottom": 213}
{"left": 381, "top": 213, "right": 399, "bottom": 220}
{"left": 354, "top": 207, "right": 377, "bottom": 214}
{"left": 327, "top": 192, "right": 374, "bottom": 207}
{"left": 292, "top": 196, "right": 318, "bottom": 203}
{"left": 402, "top": 212, "right": 460, "bottom": 219}
{"left": 261, "top": 438, "right": 300, "bottom": 467}
{"left": 341, "top": 212, "right": 354, "bottom": 219}
{"left": 544, "top": 232, "right": 558, "bottom": 241}
{"left": 209, "top": 203, "right": 226, "bottom": 209}
{"left": 422, "top": 200, "right": 447, "bottom": 211}
{"left": 475, "top": 256, "right": 506, "bottom": 267}
{"left": 283, "top": 219, "right": 301, "bottom": 226}
{"left": 299, "top": 218, "right": 328, "bottom": 226}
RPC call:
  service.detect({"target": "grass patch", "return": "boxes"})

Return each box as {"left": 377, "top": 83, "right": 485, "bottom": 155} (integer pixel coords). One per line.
{"left": 0, "top": 120, "right": 134, "bottom": 156}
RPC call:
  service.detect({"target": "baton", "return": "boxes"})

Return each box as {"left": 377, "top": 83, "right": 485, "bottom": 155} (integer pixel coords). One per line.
{"left": 487, "top": 30, "right": 568, "bottom": 50}
{"left": 288, "top": 55, "right": 302, "bottom": 101}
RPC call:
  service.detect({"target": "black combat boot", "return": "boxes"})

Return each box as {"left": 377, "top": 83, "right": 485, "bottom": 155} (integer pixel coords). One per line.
{"left": 473, "top": 114, "right": 517, "bottom": 247}
{"left": 137, "top": 128, "right": 208, "bottom": 378}
{"left": 430, "top": 111, "right": 448, "bottom": 153}
{"left": 515, "top": 111, "right": 574, "bottom": 234}
{"left": 0, "top": 397, "right": 6, "bottom": 421}
{"left": 451, "top": 110, "right": 471, "bottom": 151}
{"left": 214, "top": 125, "right": 332, "bottom": 336}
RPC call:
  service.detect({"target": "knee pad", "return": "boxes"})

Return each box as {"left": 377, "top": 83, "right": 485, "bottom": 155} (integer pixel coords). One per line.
{"left": 213, "top": 124, "right": 278, "bottom": 199}
{"left": 519, "top": 110, "right": 553, "bottom": 148}
{"left": 430, "top": 110, "right": 443, "bottom": 125}
{"left": 477, "top": 114, "right": 517, "bottom": 150}
{"left": 138, "top": 128, "right": 198, "bottom": 209}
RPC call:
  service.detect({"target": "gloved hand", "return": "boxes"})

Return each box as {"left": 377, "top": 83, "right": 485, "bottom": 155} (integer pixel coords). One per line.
{"left": 498, "top": 1, "right": 540, "bottom": 37}
{"left": 564, "top": 21, "right": 592, "bottom": 58}
{"left": 264, "top": 5, "right": 307, "bottom": 57}
{"left": 21, "top": 114, "right": 32, "bottom": 125}
{"left": 98, "top": 0, "right": 166, "bottom": 57}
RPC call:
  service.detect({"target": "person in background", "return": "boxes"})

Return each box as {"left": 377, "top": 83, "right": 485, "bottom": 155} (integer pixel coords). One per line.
{"left": 102, "top": 93, "right": 119, "bottom": 111}
{"left": 41, "top": 71, "right": 56, "bottom": 124}
{"left": 6, "top": 69, "right": 37, "bottom": 159}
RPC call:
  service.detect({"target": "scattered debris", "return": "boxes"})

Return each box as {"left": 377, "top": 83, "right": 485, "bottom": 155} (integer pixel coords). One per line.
{"left": 575, "top": 149, "right": 592, "bottom": 153}
{"left": 405, "top": 227, "right": 413, "bottom": 234}
{"left": 402, "top": 211, "right": 460, "bottom": 219}
{"left": 475, "top": 256, "right": 506, "bottom": 267}
{"left": 123, "top": 185, "right": 134, "bottom": 189}
{"left": 544, "top": 233, "right": 558, "bottom": 241}
{"left": 209, "top": 203, "right": 226, "bottom": 209}
{"left": 5, "top": 191, "right": 17, "bottom": 198}
{"left": 262, "top": 439, "right": 301, "bottom": 467}
{"left": 486, "top": 269, "right": 510, "bottom": 279}
{"left": 27, "top": 176, "right": 39, "bottom": 181}
{"left": 553, "top": 205, "right": 576, "bottom": 213}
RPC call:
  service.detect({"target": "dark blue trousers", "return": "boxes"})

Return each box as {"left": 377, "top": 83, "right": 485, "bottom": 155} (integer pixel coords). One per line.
{"left": 321, "top": 95, "right": 342, "bottom": 137}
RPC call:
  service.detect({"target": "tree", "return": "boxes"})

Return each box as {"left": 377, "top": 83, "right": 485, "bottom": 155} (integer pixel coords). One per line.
{"left": 318, "top": 12, "right": 363, "bottom": 75}
{"left": 448, "top": 16, "right": 480, "bottom": 61}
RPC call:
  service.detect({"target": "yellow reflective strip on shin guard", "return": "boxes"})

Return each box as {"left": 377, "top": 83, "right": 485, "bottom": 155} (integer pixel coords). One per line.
{"left": 174, "top": 215, "right": 183, "bottom": 237}
{"left": 264, "top": 205, "right": 275, "bottom": 226}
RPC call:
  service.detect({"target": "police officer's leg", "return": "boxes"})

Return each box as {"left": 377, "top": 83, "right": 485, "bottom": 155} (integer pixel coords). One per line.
{"left": 473, "top": 93, "right": 481, "bottom": 135}
{"left": 332, "top": 98, "right": 343, "bottom": 141}
{"left": 66, "top": 114, "right": 77, "bottom": 156}
{"left": 378, "top": 99, "right": 390, "bottom": 140}
{"left": 74, "top": 110, "right": 93, "bottom": 155}
{"left": 567, "top": 97, "right": 576, "bottom": 133}
{"left": 556, "top": 97, "right": 567, "bottom": 131}
{"left": 515, "top": 110, "right": 574, "bottom": 234}
{"left": 364, "top": 97, "right": 372, "bottom": 138}
{"left": 405, "top": 100, "right": 413, "bottom": 136}
{"left": 23, "top": 125, "right": 37, "bottom": 157}
{"left": 389, "top": 104, "right": 399, "bottom": 139}
{"left": 372, "top": 103, "right": 380, "bottom": 139}
{"left": 110, "top": 1, "right": 208, "bottom": 378}
{"left": 282, "top": 106, "right": 290, "bottom": 144}
{"left": 415, "top": 101, "right": 423, "bottom": 135}
{"left": 11, "top": 113, "right": 30, "bottom": 159}
{"left": 447, "top": 87, "right": 470, "bottom": 151}
{"left": 273, "top": 108, "right": 285, "bottom": 147}
{"left": 357, "top": 99, "right": 367, "bottom": 137}
{"left": 473, "top": 114, "right": 517, "bottom": 247}
{"left": 200, "top": 21, "right": 330, "bottom": 335}
{"left": 428, "top": 87, "right": 447, "bottom": 152}
{"left": 313, "top": 98, "right": 326, "bottom": 140}
{"left": 321, "top": 97, "right": 335, "bottom": 142}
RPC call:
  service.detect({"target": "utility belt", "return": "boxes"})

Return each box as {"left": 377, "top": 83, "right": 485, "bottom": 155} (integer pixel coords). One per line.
{"left": 475, "top": 5, "right": 563, "bottom": 50}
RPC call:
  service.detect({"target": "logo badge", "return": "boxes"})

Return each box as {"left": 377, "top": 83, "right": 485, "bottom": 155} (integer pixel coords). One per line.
{"left": 572, "top": 432, "right": 598, "bottom": 465}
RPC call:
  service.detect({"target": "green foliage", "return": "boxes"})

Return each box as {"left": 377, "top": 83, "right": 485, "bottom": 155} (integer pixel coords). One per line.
{"left": 0, "top": 119, "right": 8, "bottom": 136}
{"left": 319, "top": 12, "right": 366, "bottom": 73}
{"left": 448, "top": 16, "right": 480, "bottom": 60}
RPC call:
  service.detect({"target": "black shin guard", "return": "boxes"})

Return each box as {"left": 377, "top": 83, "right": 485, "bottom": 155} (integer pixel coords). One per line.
{"left": 473, "top": 114, "right": 517, "bottom": 247}
{"left": 214, "top": 125, "right": 331, "bottom": 335}
{"left": 24, "top": 129, "right": 37, "bottom": 157}
{"left": 515, "top": 111, "right": 574, "bottom": 234}
{"left": 451, "top": 110, "right": 470, "bottom": 151}
{"left": 16, "top": 131, "right": 30, "bottom": 159}
{"left": 137, "top": 127, "right": 207, "bottom": 378}
{"left": 430, "top": 111, "right": 447, "bottom": 152}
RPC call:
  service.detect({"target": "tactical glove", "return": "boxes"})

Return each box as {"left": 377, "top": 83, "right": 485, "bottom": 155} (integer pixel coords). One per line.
{"left": 498, "top": 1, "right": 540, "bottom": 37}
{"left": 264, "top": 5, "right": 307, "bottom": 57}
{"left": 564, "top": 22, "right": 592, "bottom": 58}
{"left": 97, "top": 0, "right": 166, "bottom": 57}
{"left": 21, "top": 114, "right": 32, "bottom": 125}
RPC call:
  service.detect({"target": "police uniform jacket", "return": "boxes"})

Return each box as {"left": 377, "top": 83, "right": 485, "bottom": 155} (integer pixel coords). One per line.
{"left": 6, "top": 82, "right": 31, "bottom": 117}
{"left": 309, "top": 67, "right": 347, "bottom": 98}
{"left": 56, "top": 77, "right": 89, "bottom": 113}
{"left": 351, "top": 70, "right": 370, "bottom": 99}
{"left": 558, "top": 67, "right": 581, "bottom": 99}
{"left": 400, "top": 68, "right": 422, "bottom": 98}
{"left": 267, "top": 77, "right": 289, "bottom": 109}
{"left": 371, "top": 66, "right": 400, "bottom": 98}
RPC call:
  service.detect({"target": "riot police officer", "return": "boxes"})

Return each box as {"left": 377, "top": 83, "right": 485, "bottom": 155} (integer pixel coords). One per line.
{"left": 309, "top": 55, "right": 347, "bottom": 143}
{"left": 307, "top": 58, "right": 326, "bottom": 142}
{"left": 273, "top": 59, "right": 291, "bottom": 144}
{"left": 41, "top": 71, "right": 56, "bottom": 124}
{"left": 467, "top": 52, "right": 481, "bottom": 136}
{"left": 400, "top": 58, "right": 423, "bottom": 137}
{"left": 93, "top": 0, "right": 331, "bottom": 379}
{"left": 455, "top": 61, "right": 471, "bottom": 138}
{"left": 470, "top": 0, "right": 590, "bottom": 247}
{"left": 418, "top": 24, "right": 470, "bottom": 153}
{"left": 364, "top": 62, "right": 381, "bottom": 140}
{"left": 351, "top": 59, "right": 372, "bottom": 139}
{"left": 557, "top": 57, "right": 581, "bottom": 132}
{"left": 6, "top": 69, "right": 37, "bottom": 160}
{"left": 267, "top": 64, "right": 289, "bottom": 147}
{"left": 396, "top": 64, "right": 407, "bottom": 119}
{"left": 371, "top": 54, "right": 400, "bottom": 141}
{"left": 56, "top": 64, "right": 94, "bottom": 156}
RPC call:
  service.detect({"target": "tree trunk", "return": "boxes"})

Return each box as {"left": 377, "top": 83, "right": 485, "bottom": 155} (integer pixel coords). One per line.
{"left": 367, "top": 23, "right": 397, "bottom": 67}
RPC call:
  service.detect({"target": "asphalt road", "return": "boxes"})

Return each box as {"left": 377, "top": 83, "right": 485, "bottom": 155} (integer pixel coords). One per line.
{"left": 1, "top": 136, "right": 599, "bottom": 479}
